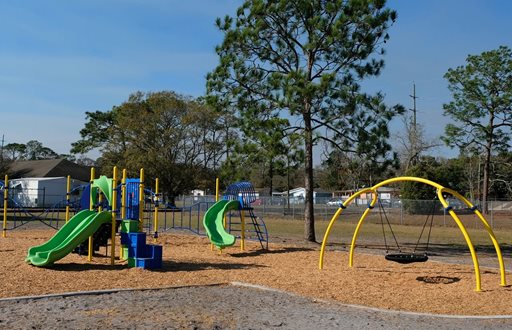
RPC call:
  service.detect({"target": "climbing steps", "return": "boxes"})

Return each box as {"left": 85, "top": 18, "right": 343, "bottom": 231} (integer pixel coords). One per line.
{"left": 120, "top": 220, "right": 162, "bottom": 269}
{"left": 228, "top": 208, "right": 268, "bottom": 250}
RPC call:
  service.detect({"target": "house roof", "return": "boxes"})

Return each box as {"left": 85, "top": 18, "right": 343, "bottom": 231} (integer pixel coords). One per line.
{"left": 8, "top": 159, "right": 92, "bottom": 182}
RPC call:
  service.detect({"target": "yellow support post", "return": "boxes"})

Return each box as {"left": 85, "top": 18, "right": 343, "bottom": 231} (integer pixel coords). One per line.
{"left": 348, "top": 191, "right": 378, "bottom": 267}
{"left": 319, "top": 188, "right": 373, "bottom": 270}
{"left": 88, "top": 168, "right": 95, "bottom": 262}
{"left": 98, "top": 192, "right": 103, "bottom": 212}
{"left": 120, "top": 169, "right": 127, "bottom": 260}
{"left": 3, "top": 175, "right": 8, "bottom": 238}
{"left": 138, "top": 168, "right": 144, "bottom": 232}
{"left": 111, "top": 166, "right": 117, "bottom": 266}
{"left": 121, "top": 169, "right": 127, "bottom": 220}
{"left": 153, "top": 178, "right": 159, "bottom": 243}
{"left": 65, "top": 175, "right": 71, "bottom": 223}
{"left": 212, "top": 178, "right": 220, "bottom": 251}
{"left": 215, "top": 178, "right": 219, "bottom": 202}
{"left": 442, "top": 187, "right": 507, "bottom": 287}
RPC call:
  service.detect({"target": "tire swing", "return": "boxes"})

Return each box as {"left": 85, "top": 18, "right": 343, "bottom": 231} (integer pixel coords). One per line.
{"left": 378, "top": 198, "right": 436, "bottom": 264}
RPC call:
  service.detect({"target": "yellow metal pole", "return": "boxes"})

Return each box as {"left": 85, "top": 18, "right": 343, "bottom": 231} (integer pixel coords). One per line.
{"left": 222, "top": 181, "right": 228, "bottom": 230}
{"left": 65, "top": 175, "right": 71, "bottom": 223}
{"left": 98, "top": 192, "right": 103, "bottom": 211}
{"left": 111, "top": 166, "right": 117, "bottom": 266}
{"left": 473, "top": 208, "right": 506, "bottom": 287}
{"left": 88, "top": 168, "right": 95, "bottom": 262}
{"left": 435, "top": 189, "right": 482, "bottom": 292}
{"left": 318, "top": 207, "right": 344, "bottom": 269}
{"left": 3, "top": 175, "right": 8, "bottom": 238}
{"left": 138, "top": 168, "right": 144, "bottom": 232}
{"left": 212, "top": 178, "right": 220, "bottom": 251}
{"left": 120, "top": 169, "right": 127, "bottom": 260}
{"left": 443, "top": 187, "right": 507, "bottom": 287}
{"left": 215, "top": 178, "right": 219, "bottom": 202}
{"left": 153, "top": 178, "right": 159, "bottom": 243}
{"left": 349, "top": 191, "right": 378, "bottom": 267}
{"left": 121, "top": 169, "right": 127, "bottom": 220}
{"left": 319, "top": 188, "right": 373, "bottom": 269}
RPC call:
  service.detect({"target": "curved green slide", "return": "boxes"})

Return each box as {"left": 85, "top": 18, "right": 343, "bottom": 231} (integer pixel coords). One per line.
{"left": 26, "top": 209, "right": 112, "bottom": 266}
{"left": 203, "top": 200, "right": 240, "bottom": 248}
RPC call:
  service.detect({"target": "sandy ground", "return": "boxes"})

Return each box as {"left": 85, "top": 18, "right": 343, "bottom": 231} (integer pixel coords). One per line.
{"left": 1, "top": 228, "right": 512, "bottom": 317}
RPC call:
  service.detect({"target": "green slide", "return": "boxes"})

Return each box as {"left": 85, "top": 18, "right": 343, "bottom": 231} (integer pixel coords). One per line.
{"left": 26, "top": 209, "right": 112, "bottom": 266}
{"left": 203, "top": 199, "right": 240, "bottom": 248}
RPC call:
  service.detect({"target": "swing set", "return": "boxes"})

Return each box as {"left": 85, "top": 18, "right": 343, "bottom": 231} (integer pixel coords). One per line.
{"left": 319, "top": 176, "right": 507, "bottom": 292}
{"left": 377, "top": 196, "right": 436, "bottom": 264}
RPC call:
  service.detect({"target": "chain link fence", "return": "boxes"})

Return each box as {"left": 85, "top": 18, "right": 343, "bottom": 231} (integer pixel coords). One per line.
{"left": 171, "top": 195, "right": 512, "bottom": 230}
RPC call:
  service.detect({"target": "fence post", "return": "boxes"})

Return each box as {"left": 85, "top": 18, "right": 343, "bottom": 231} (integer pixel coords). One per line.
{"left": 400, "top": 201, "right": 403, "bottom": 225}
{"left": 490, "top": 201, "right": 494, "bottom": 229}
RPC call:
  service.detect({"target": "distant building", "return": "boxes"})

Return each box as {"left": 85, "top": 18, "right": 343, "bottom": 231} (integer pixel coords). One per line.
{"left": 6, "top": 159, "right": 91, "bottom": 207}
{"left": 283, "top": 187, "right": 332, "bottom": 204}
{"left": 191, "top": 189, "right": 205, "bottom": 197}
{"left": 331, "top": 187, "right": 400, "bottom": 206}
{"left": 9, "top": 177, "right": 86, "bottom": 208}
{"left": 8, "top": 159, "right": 91, "bottom": 182}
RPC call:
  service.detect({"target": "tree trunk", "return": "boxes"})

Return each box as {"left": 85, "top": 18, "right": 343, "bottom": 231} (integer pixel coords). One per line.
{"left": 482, "top": 114, "right": 495, "bottom": 214}
{"left": 304, "top": 111, "right": 316, "bottom": 242}
{"left": 268, "top": 159, "right": 274, "bottom": 197}
{"left": 482, "top": 148, "right": 490, "bottom": 214}
{"left": 286, "top": 156, "right": 291, "bottom": 212}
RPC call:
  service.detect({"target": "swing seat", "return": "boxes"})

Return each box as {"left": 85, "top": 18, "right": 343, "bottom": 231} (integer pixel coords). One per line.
{"left": 385, "top": 253, "right": 428, "bottom": 264}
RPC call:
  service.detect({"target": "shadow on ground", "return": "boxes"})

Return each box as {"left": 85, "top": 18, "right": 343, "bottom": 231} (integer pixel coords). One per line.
{"left": 163, "top": 260, "right": 266, "bottom": 272}
{"left": 49, "top": 259, "right": 266, "bottom": 273}
{"left": 229, "top": 246, "right": 315, "bottom": 258}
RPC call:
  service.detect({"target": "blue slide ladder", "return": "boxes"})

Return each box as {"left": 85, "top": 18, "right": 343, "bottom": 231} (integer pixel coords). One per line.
{"left": 224, "top": 181, "right": 268, "bottom": 249}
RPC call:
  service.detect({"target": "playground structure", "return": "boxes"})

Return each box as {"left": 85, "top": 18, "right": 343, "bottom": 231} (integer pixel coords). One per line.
{"left": 203, "top": 180, "right": 268, "bottom": 250}
{"left": 25, "top": 167, "right": 163, "bottom": 269}
{"left": 25, "top": 169, "right": 115, "bottom": 266}
{"left": 2, "top": 174, "right": 224, "bottom": 239}
{"left": 3, "top": 169, "right": 271, "bottom": 263}
{"left": 319, "top": 176, "right": 507, "bottom": 292}
{"left": 0, "top": 172, "right": 111, "bottom": 235}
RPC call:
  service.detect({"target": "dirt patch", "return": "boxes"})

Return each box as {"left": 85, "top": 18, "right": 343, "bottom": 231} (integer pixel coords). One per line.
{"left": 1, "top": 228, "right": 511, "bottom": 316}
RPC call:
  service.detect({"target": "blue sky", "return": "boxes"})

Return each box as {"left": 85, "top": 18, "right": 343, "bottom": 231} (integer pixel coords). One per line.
{"left": 0, "top": 1, "right": 511, "bottom": 161}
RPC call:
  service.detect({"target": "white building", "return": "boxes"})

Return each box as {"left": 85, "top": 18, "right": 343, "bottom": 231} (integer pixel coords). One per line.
{"left": 284, "top": 187, "right": 332, "bottom": 204}
{"left": 9, "top": 177, "right": 85, "bottom": 208}
{"left": 191, "top": 189, "right": 205, "bottom": 197}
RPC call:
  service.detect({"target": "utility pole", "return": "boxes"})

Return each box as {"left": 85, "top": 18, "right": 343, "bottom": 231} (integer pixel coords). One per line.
{"left": 409, "top": 83, "right": 418, "bottom": 165}
{"left": 410, "top": 83, "right": 417, "bottom": 133}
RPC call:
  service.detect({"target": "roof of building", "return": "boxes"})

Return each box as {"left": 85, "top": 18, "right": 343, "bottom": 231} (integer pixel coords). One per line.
{"left": 8, "top": 159, "right": 91, "bottom": 182}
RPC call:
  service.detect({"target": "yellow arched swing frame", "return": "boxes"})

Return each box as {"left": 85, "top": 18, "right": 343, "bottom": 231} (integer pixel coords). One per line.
{"left": 319, "top": 176, "right": 506, "bottom": 292}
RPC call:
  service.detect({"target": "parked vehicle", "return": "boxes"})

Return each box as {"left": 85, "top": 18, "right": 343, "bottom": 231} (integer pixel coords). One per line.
{"left": 326, "top": 198, "right": 345, "bottom": 206}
